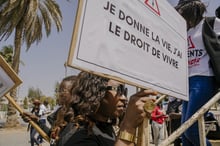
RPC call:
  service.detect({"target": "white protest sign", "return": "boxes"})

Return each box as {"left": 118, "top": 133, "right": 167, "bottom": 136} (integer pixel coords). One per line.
{"left": 68, "top": 0, "right": 188, "bottom": 100}
{"left": 0, "top": 55, "right": 22, "bottom": 98}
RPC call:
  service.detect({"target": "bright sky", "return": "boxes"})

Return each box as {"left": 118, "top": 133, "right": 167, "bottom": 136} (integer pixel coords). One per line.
{"left": 0, "top": 0, "right": 80, "bottom": 98}
{"left": 0, "top": 0, "right": 219, "bottom": 98}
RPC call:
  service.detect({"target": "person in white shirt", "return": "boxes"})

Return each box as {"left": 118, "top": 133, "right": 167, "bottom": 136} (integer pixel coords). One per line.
{"left": 37, "top": 100, "right": 50, "bottom": 143}
{"left": 175, "top": 0, "right": 220, "bottom": 146}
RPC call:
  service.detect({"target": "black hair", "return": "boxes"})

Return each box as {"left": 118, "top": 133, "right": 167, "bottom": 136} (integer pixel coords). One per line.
{"left": 175, "top": 0, "right": 206, "bottom": 29}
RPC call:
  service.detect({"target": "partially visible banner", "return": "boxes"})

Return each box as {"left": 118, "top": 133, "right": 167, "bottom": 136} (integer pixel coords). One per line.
{"left": 0, "top": 55, "right": 22, "bottom": 98}
{"left": 0, "top": 55, "right": 50, "bottom": 141}
{"left": 68, "top": 0, "right": 188, "bottom": 100}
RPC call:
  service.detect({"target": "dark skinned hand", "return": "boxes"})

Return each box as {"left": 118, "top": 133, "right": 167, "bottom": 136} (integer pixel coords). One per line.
{"left": 20, "top": 112, "right": 39, "bottom": 123}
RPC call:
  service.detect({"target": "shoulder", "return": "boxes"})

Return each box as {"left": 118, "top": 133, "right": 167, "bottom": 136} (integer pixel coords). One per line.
{"left": 39, "top": 104, "right": 45, "bottom": 109}
{"left": 64, "top": 125, "right": 115, "bottom": 146}
{"left": 204, "top": 17, "right": 220, "bottom": 32}
{"left": 214, "top": 17, "right": 220, "bottom": 35}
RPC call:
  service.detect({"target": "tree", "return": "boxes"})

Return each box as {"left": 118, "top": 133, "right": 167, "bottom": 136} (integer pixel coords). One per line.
{"left": 0, "top": 45, "right": 25, "bottom": 69}
{"left": 0, "top": 45, "right": 13, "bottom": 65}
{"left": 28, "top": 87, "right": 43, "bottom": 99}
{"left": 0, "top": 0, "right": 62, "bottom": 127}
{"left": 23, "top": 97, "right": 28, "bottom": 109}
{"left": 54, "top": 81, "right": 60, "bottom": 99}
{"left": 50, "top": 98, "right": 56, "bottom": 110}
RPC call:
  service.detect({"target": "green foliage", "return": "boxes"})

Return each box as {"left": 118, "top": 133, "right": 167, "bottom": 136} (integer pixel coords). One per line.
{"left": 0, "top": 0, "right": 63, "bottom": 50}
{"left": 0, "top": 0, "right": 63, "bottom": 127}
{"left": 0, "top": 45, "right": 13, "bottom": 65}
{"left": 0, "top": 45, "right": 25, "bottom": 67}
{"left": 50, "top": 98, "right": 56, "bottom": 110}
{"left": 28, "top": 87, "right": 43, "bottom": 99}
{"left": 54, "top": 81, "right": 60, "bottom": 98}
{"left": 23, "top": 97, "right": 28, "bottom": 109}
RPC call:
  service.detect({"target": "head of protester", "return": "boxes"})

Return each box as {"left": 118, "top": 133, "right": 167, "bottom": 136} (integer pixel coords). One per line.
{"left": 32, "top": 99, "right": 41, "bottom": 111}
{"left": 33, "top": 99, "right": 41, "bottom": 105}
{"left": 71, "top": 71, "right": 128, "bottom": 126}
{"left": 61, "top": 71, "right": 157, "bottom": 146}
{"left": 43, "top": 100, "right": 49, "bottom": 107}
{"left": 20, "top": 75, "right": 78, "bottom": 146}
{"left": 175, "top": 1, "right": 219, "bottom": 146}
{"left": 49, "top": 75, "right": 78, "bottom": 143}
{"left": 57, "top": 75, "right": 78, "bottom": 107}
{"left": 175, "top": 0, "right": 206, "bottom": 30}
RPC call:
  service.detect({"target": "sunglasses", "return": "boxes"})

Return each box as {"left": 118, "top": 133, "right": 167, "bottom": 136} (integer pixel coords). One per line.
{"left": 106, "top": 84, "right": 128, "bottom": 97}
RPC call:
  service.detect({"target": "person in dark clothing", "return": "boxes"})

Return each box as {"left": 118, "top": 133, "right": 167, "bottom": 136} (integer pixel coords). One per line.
{"left": 166, "top": 97, "right": 182, "bottom": 146}
{"left": 175, "top": 0, "right": 220, "bottom": 145}
{"left": 63, "top": 71, "right": 157, "bottom": 146}
{"left": 215, "top": 6, "right": 220, "bottom": 19}
{"left": 205, "top": 112, "right": 220, "bottom": 140}
{"left": 22, "top": 72, "right": 157, "bottom": 146}
{"left": 29, "top": 99, "right": 41, "bottom": 146}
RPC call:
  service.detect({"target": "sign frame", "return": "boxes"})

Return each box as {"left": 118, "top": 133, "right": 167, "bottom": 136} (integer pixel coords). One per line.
{"left": 67, "top": 0, "right": 188, "bottom": 100}
{"left": 0, "top": 55, "right": 22, "bottom": 98}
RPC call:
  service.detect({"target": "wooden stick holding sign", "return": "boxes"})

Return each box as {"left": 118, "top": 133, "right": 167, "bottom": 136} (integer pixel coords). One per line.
{"left": 136, "top": 94, "right": 167, "bottom": 146}
{"left": 5, "top": 93, "right": 50, "bottom": 142}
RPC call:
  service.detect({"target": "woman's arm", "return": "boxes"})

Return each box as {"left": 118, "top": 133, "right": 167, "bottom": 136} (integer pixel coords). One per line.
{"left": 115, "top": 89, "right": 157, "bottom": 146}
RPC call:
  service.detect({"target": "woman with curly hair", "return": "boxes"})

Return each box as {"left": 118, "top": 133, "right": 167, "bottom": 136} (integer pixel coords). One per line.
{"left": 63, "top": 71, "right": 157, "bottom": 146}
{"left": 175, "top": 0, "right": 220, "bottom": 145}
{"left": 22, "top": 71, "right": 157, "bottom": 146}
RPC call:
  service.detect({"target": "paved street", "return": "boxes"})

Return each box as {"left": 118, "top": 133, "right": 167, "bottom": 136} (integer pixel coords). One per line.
{"left": 1, "top": 112, "right": 220, "bottom": 146}
{"left": 0, "top": 117, "right": 50, "bottom": 146}
{"left": 0, "top": 110, "right": 219, "bottom": 146}
{"left": 0, "top": 126, "right": 50, "bottom": 146}
{"left": 0, "top": 126, "right": 49, "bottom": 146}
{"left": 0, "top": 126, "right": 156, "bottom": 146}
{"left": 0, "top": 122, "right": 157, "bottom": 146}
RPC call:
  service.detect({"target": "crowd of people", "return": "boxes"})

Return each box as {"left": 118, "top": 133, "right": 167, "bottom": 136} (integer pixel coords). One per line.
{"left": 22, "top": 71, "right": 158, "bottom": 146}
{"left": 20, "top": 0, "right": 220, "bottom": 146}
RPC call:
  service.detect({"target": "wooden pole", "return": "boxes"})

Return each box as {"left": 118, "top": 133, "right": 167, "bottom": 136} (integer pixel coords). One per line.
{"left": 136, "top": 118, "right": 150, "bottom": 146}
{"left": 5, "top": 93, "right": 50, "bottom": 142}
{"left": 136, "top": 94, "right": 167, "bottom": 146}
{"left": 160, "top": 92, "right": 220, "bottom": 146}
{"left": 198, "top": 116, "right": 206, "bottom": 146}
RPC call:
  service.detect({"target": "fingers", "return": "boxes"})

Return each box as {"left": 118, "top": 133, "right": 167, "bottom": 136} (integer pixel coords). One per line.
{"left": 139, "top": 89, "right": 157, "bottom": 96}
{"left": 21, "top": 114, "right": 31, "bottom": 123}
{"left": 128, "top": 89, "right": 157, "bottom": 110}
{"left": 20, "top": 112, "right": 38, "bottom": 122}
{"left": 121, "top": 89, "right": 159, "bottom": 129}
{"left": 126, "top": 89, "right": 158, "bottom": 120}
{"left": 22, "top": 112, "right": 32, "bottom": 117}
{"left": 129, "top": 89, "right": 157, "bottom": 102}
